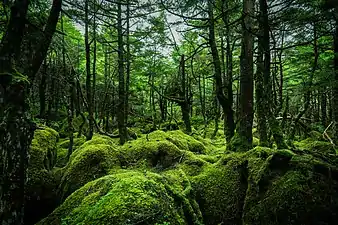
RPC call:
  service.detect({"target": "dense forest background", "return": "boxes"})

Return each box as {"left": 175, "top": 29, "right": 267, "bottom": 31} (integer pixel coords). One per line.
{"left": 2, "top": 0, "right": 338, "bottom": 224}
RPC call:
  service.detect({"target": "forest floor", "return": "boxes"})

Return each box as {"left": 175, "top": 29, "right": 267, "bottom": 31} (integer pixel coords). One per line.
{"left": 25, "top": 122, "right": 338, "bottom": 225}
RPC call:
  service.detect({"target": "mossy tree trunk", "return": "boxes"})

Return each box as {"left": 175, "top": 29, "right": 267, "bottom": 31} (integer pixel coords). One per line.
{"left": 39, "top": 61, "right": 47, "bottom": 118}
{"left": 0, "top": 2, "right": 30, "bottom": 222}
{"left": 259, "top": 0, "right": 287, "bottom": 149}
{"left": 0, "top": 0, "right": 61, "bottom": 224}
{"left": 229, "top": 0, "right": 255, "bottom": 151}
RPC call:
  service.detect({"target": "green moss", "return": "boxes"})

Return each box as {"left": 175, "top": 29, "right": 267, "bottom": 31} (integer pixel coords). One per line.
{"left": 59, "top": 135, "right": 120, "bottom": 201}
{"left": 38, "top": 171, "right": 202, "bottom": 225}
{"left": 243, "top": 157, "right": 338, "bottom": 225}
{"left": 192, "top": 151, "right": 249, "bottom": 225}
{"left": 176, "top": 152, "right": 210, "bottom": 176}
{"left": 294, "top": 138, "right": 336, "bottom": 157}
{"left": 147, "top": 130, "right": 207, "bottom": 154}
{"left": 26, "top": 127, "right": 60, "bottom": 224}
{"left": 120, "top": 138, "right": 183, "bottom": 170}
{"left": 252, "top": 137, "right": 259, "bottom": 147}
{"left": 228, "top": 133, "right": 252, "bottom": 152}
{"left": 56, "top": 135, "right": 87, "bottom": 167}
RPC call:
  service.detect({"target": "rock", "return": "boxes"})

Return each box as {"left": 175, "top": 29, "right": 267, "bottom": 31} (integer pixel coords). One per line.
{"left": 37, "top": 171, "right": 202, "bottom": 225}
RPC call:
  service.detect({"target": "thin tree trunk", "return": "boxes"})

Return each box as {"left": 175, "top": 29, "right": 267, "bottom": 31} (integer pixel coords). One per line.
{"left": 333, "top": 9, "right": 338, "bottom": 144}
{"left": 290, "top": 22, "right": 318, "bottom": 141}
{"left": 180, "top": 55, "right": 192, "bottom": 133}
{"left": 260, "top": 0, "right": 287, "bottom": 149}
{"left": 39, "top": 61, "right": 47, "bottom": 118}
{"left": 321, "top": 90, "right": 327, "bottom": 128}
{"left": 85, "top": 0, "right": 93, "bottom": 140}
{"left": 125, "top": 0, "right": 131, "bottom": 125}
{"left": 208, "top": 0, "right": 234, "bottom": 143}
{"left": 117, "top": 0, "right": 127, "bottom": 144}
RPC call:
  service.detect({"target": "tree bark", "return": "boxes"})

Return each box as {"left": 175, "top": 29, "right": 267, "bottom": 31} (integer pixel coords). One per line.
{"left": 260, "top": 0, "right": 287, "bottom": 149}
{"left": 85, "top": 0, "right": 93, "bottom": 140}
{"left": 208, "top": 0, "right": 234, "bottom": 143}
{"left": 117, "top": 0, "right": 127, "bottom": 144}
{"left": 229, "top": 0, "right": 255, "bottom": 151}
{"left": 0, "top": 0, "right": 61, "bottom": 224}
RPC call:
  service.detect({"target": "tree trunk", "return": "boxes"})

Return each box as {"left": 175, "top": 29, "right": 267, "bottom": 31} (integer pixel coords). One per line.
{"left": 39, "top": 61, "right": 47, "bottom": 118}
{"left": 0, "top": 0, "right": 61, "bottom": 223}
{"left": 229, "top": 0, "right": 255, "bottom": 151}
{"left": 321, "top": 90, "right": 327, "bottom": 128}
{"left": 85, "top": 0, "right": 93, "bottom": 141}
{"left": 180, "top": 55, "right": 192, "bottom": 133}
{"left": 333, "top": 9, "right": 338, "bottom": 144}
{"left": 208, "top": 0, "right": 234, "bottom": 143}
{"left": 289, "top": 22, "right": 318, "bottom": 141}
{"left": 125, "top": 0, "right": 131, "bottom": 125}
{"left": 260, "top": 0, "right": 287, "bottom": 149}
{"left": 117, "top": 0, "right": 127, "bottom": 144}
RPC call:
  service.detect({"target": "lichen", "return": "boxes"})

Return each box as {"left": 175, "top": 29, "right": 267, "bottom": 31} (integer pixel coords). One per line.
{"left": 37, "top": 171, "right": 202, "bottom": 225}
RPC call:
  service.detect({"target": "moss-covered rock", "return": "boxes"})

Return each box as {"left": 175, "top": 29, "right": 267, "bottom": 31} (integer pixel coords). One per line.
{"left": 26, "top": 127, "right": 60, "bottom": 225}
{"left": 192, "top": 152, "right": 249, "bottom": 225}
{"left": 120, "top": 138, "right": 183, "bottom": 170}
{"left": 294, "top": 138, "right": 336, "bottom": 158}
{"left": 38, "top": 171, "right": 203, "bottom": 225}
{"left": 56, "top": 135, "right": 87, "bottom": 167}
{"left": 193, "top": 145, "right": 338, "bottom": 225}
{"left": 147, "top": 130, "right": 207, "bottom": 154}
{"left": 59, "top": 135, "right": 120, "bottom": 201}
{"left": 242, "top": 148, "right": 338, "bottom": 225}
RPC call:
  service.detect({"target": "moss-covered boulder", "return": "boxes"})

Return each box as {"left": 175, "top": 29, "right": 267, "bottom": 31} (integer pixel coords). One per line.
{"left": 38, "top": 171, "right": 203, "bottom": 225}
{"left": 192, "top": 152, "right": 249, "bottom": 224}
{"left": 120, "top": 138, "right": 183, "bottom": 170}
{"left": 59, "top": 135, "right": 120, "bottom": 201}
{"left": 294, "top": 138, "right": 336, "bottom": 158}
{"left": 193, "top": 146, "right": 338, "bottom": 225}
{"left": 26, "top": 127, "right": 60, "bottom": 225}
{"left": 56, "top": 135, "right": 87, "bottom": 167}
{"left": 147, "top": 130, "right": 207, "bottom": 154}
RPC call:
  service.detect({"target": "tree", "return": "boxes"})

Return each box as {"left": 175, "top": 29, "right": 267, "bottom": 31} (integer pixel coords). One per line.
{"left": 0, "top": 0, "right": 62, "bottom": 223}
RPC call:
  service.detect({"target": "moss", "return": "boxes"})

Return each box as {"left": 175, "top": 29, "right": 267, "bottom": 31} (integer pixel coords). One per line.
{"left": 26, "top": 127, "right": 60, "bottom": 225}
{"left": 308, "top": 130, "right": 325, "bottom": 141}
{"left": 59, "top": 135, "right": 121, "bottom": 201}
{"left": 228, "top": 133, "right": 252, "bottom": 152}
{"left": 192, "top": 152, "right": 249, "bottom": 225}
{"left": 243, "top": 158, "right": 338, "bottom": 225}
{"left": 176, "top": 152, "right": 210, "bottom": 176}
{"left": 148, "top": 130, "right": 207, "bottom": 154}
{"left": 294, "top": 138, "right": 336, "bottom": 157}
{"left": 56, "top": 135, "right": 87, "bottom": 167}
{"left": 120, "top": 138, "right": 183, "bottom": 170}
{"left": 38, "top": 171, "right": 201, "bottom": 225}
{"left": 252, "top": 137, "right": 259, "bottom": 147}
